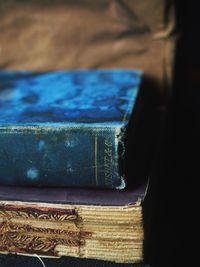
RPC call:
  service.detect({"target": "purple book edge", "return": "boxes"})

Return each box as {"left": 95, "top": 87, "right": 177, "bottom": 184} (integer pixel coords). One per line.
{"left": 0, "top": 182, "right": 148, "bottom": 206}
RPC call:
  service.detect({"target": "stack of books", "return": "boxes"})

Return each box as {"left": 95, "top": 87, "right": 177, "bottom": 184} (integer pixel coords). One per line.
{"left": 0, "top": 70, "right": 148, "bottom": 264}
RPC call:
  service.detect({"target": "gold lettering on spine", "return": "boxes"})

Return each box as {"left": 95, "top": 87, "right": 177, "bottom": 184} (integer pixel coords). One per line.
{"left": 94, "top": 135, "right": 98, "bottom": 185}
{"left": 104, "top": 138, "right": 113, "bottom": 186}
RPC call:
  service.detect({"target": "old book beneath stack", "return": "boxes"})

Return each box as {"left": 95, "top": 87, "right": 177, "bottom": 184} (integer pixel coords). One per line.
{"left": 0, "top": 69, "right": 142, "bottom": 189}
{"left": 0, "top": 182, "right": 148, "bottom": 264}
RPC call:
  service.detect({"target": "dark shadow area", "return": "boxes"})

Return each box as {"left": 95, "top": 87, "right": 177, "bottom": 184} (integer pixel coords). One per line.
{"left": 143, "top": 1, "right": 199, "bottom": 266}
{"left": 125, "top": 76, "right": 163, "bottom": 189}
{"left": 0, "top": 254, "right": 150, "bottom": 267}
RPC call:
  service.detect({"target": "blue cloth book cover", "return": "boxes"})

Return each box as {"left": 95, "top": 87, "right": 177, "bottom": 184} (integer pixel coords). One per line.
{"left": 0, "top": 69, "right": 142, "bottom": 189}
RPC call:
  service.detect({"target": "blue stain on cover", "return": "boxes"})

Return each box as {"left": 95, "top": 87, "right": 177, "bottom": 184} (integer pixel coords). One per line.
{"left": 26, "top": 167, "right": 39, "bottom": 180}
{"left": 0, "top": 70, "right": 142, "bottom": 189}
{"left": 0, "top": 70, "right": 141, "bottom": 124}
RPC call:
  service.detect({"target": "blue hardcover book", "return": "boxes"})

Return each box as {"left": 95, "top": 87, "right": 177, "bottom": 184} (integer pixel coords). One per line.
{"left": 0, "top": 70, "right": 142, "bottom": 189}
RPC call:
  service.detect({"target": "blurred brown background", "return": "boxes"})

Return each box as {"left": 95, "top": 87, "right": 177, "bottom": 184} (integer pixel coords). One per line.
{"left": 0, "top": 0, "right": 175, "bottom": 94}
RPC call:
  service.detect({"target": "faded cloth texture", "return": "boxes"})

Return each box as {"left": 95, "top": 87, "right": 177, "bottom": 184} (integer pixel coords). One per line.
{"left": 0, "top": 0, "right": 175, "bottom": 97}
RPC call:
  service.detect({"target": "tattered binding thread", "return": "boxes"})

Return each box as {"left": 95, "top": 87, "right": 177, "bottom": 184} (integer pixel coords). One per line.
{"left": 33, "top": 254, "right": 46, "bottom": 267}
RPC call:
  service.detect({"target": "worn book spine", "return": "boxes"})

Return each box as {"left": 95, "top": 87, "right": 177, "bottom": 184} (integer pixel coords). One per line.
{"left": 0, "top": 200, "right": 143, "bottom": 263}
{"left": 0, "top": 124, "right": 125, "bottom": 189}
{"left": 0, "top": 69, "right": 142, "bottom": 189}
{"left": 0, "top": 183, "right": 147, "bottom": 263}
